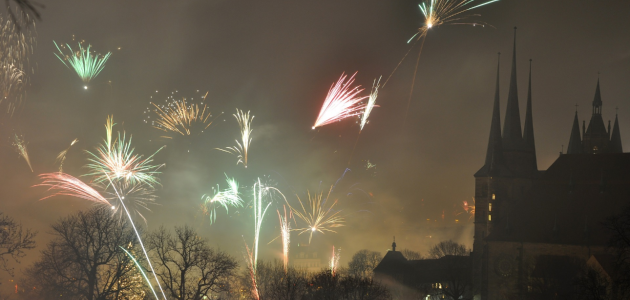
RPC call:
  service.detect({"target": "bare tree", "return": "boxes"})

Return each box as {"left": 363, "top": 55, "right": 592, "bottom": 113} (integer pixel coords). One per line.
{"left": 348, "top": 250, "right": 382, "bottom": 279}
{"left": 23, "top": 207, "right": 145, "bottom": 300}
{"left": 400, "top": 249, "right": 423, "bottom": 261}
{"left": 428, "top": 240, "right": 469, "bottom": 259}
{"left": 247, "top": 260, "right": 308, "bottom": 300}
{"left": 147, "top": 225, "right": 238, "bottom": 300}
{"left": 0, "top": 212, "right": 36, "bottom": 276}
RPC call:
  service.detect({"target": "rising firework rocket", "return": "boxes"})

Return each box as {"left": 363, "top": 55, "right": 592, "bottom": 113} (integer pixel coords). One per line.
{"left": 277, "top": 206, "right": 291, "bottom": 273}
{"left": 330, "top": 245, "right": 340, "bottom": 276}
{"left": 56, "top": 138, "right": 79, "bottom": 172}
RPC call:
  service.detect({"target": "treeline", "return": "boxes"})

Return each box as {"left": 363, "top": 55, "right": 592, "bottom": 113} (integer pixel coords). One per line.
{"left": 5, "top": 208, "right": 391, "bottom": 300}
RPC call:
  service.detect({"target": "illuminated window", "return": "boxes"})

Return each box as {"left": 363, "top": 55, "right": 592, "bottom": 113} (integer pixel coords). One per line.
{"left": 489, "top": 203, "right": 492, "bottom": 212}
{"left": 488, "top": 214, "right": 492, "bottom": 221}
{"left": 492, "top": 194, "right": 496, "bottom": 200}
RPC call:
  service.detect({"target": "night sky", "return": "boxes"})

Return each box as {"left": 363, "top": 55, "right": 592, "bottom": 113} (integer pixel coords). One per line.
{"left": 1, "top": 0, "right": 629, "bottom": 283}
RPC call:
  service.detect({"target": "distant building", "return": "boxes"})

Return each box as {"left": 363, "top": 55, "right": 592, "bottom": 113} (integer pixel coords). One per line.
{"left": 291, "top": 244, "right": 323, "bottom": 273}
{"left": 375, "top": 29, "right": 629, "bottom": 300}
{"left": 374, "top": 240, "right": 472, "bottom": 299}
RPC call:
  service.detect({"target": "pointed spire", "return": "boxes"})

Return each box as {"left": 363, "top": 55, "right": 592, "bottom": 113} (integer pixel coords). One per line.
{"left": 610, "top": 113, "right": 623, "bottom": 153}
{"left": 502, "top": 27, "right": 523, "bottom": 150}
{"left": 593, "top": 78, "right": 602, "bottom": 114}
{"left": 523, "top": 59, "right": 537, "bottom": 169}
{"left": 477, "top": 53, "right": 505, "bottom": 177}
{"left": 567, "top": 111, "right": 583, "bottom": 154}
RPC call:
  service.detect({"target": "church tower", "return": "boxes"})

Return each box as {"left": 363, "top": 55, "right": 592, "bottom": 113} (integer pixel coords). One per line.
{"left": 582, "top": 80, "right": 610, "bottom": 153}
{"left": 473, "top": 29, "right": 539, "bottom": 299}
{"left": 567, "top": 79, "right": 623, "bottom": 154}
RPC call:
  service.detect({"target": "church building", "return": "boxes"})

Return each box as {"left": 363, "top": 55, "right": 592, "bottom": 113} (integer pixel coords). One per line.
{"left": 374, "top": 29, "right": 629, "bottom": 300}
{"left": 472, "top": 29, "right": 628, "bottom": 299}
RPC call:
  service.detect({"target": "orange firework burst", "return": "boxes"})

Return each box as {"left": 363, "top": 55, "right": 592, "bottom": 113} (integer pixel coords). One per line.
{"left": 289, "top": 189, "right": 345, "bottom": 244}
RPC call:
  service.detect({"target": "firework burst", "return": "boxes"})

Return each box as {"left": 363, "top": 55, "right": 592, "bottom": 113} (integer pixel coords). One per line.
{"left": 55, "top": 138, "right": 78, "bottom": 172}
{"left": 102, "top": 180, "right": 157, "bottom": 224}
{"left": 217, "top": 109, "right": 253, "bottom": 168}
{"left": 85, "top": 116, "right": 164, "bottom": 187}
{"left": 35, "top": 173, "right": 111, "bottom": 205}
{"left": 461, "top": 198, "right": 475, "bottom": 220}
{"left": 289, "top": 189, "right": 345, "bottom": 244}
{"left": 408, "top": 0, "right": 499, "bottom": 44}
{"left": 383, "top": 0, "right": 499, "bottom": 121}
{"left": 146, "top": 91, "right": 220, "bottom": 139}
{"left": 359, "top": 76, "right": 381, "bottom": 131}
{"left": 12, "top": 133, "right": 33, "bottom": 172}
{"left": 201, "top": 176, "right": 242, "bottom": 224}
{"left": 313, "top": 72, "right": 367, "bottom": 129}
{"left": 54, "top": 40, "right": 111, "bottom": 84}
{"left": 0, "top": 14, "right": 35, "bottom": 116}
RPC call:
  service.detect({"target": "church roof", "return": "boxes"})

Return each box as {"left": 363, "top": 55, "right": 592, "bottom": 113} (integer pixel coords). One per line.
{"left": 486, "top": 153, "right": 630, "bottom": 245}
{"left": 374, "top": 254, "right": 471, "bottom": 285}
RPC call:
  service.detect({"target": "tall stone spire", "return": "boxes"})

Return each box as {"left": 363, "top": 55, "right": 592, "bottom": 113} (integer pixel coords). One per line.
{"left": 476, "top": 53, "right": 505, "bottom": 176}
{"left": 523, "top": 59, "right": 537, "bottom": 168}
{"left": 592, "top": 78, "right": 602, "bottom": 115}
{"left": 610, "top": 113, "right": 623, "bottom": 153}
{"left": 583, "top": 79, "right": 609, "bottom": 153}
{"left": 502, "top": 27, "right": 523, "bottom": 150}
{"left": 567, "top": 111, "right": 583, "bottom": 154}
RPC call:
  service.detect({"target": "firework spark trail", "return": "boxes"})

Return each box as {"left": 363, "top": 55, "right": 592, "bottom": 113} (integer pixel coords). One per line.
{"left": 252, "top": 178, "right": 272, "bottom": 268}
{"left": 56, "top": 138, "right": 78, "bottom": 172}
{"left": 0, "top": 14, "right": 34, "bottom": 116}
{"left": 244, "top": 242, "right": 260, "bottom": 300}
{"left": 86, "top": 116, "right": 164, "bottom": 187}
{"left": 106, "top": 174, "right": 168, "bottom": 300}
{"left": 119, "top": 246, "right": 160, "bottom": 300}
{"left": 12, "top": 133, "right": 33, "bottom": 172}
{"left": 330, "top": 245, "right": 340, "bottom": 276}
{"left": 217, "top": 109, "right": 253, "bottom": 168}
{"left": 102, "top": 180, "right": 157, "bottom": 224}
{"left": 53, "top": 41, "right": 111, "bottom": 84}
{"left": 37, "top": 173, "right": 166, "bottom": 299}
{"left": 313, "top": 72, "right": 368, "bottom": 129}
{"left": 289, "top": 189, "right": 345, "bottom": 244}
{"left": 347, "top": 76, "right": 382, "bottom": 166}
{"left": 201, "top": 176, "right": 242, "bottom": 224}
{"left": 277, "top": 206, "right": 291, "bottom": 273}
{"left": 35, "top": 173, "right": 111, "bottom": 205}
{"left": 149, "top": 92, "right": 221, "bottom": 138}
{"left": 381, "top": 0, "right": 499, "bottom": 121}
{"left": 360, "top": 76, "right": 382, "bottom": 131}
